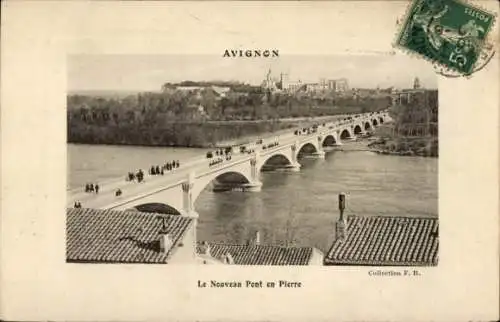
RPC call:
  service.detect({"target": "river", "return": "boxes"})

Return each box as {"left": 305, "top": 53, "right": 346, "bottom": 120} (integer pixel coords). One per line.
{"left": 68, "top": 143, "right": 438, "bottom": 253}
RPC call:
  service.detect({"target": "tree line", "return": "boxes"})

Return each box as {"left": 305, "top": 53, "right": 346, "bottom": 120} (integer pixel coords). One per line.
{"left": 370, "top": 89, "right": 439, "bottom": 157}
{"left": 67, "top": 86, "right": 391, "bottom": 147}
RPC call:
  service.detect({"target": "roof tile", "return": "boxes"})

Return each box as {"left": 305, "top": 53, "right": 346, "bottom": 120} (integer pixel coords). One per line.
{"left": 196, "top": 242, "right": 318, "bottom": 265}
{"left": 324, "top": 215, "right": 438, "bottom": 266}
{"left": 66, "top": 208, "right": 194, "bottom": 263}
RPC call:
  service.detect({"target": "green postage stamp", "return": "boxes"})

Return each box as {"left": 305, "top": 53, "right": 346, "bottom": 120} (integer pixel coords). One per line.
{"left": 396, "top": 0, "right": 496, "bottom": 76}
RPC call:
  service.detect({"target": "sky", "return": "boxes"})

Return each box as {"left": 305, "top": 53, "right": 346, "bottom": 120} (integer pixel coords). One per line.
{"left": 68, "top": 54, "right": 438, "bottom": 92}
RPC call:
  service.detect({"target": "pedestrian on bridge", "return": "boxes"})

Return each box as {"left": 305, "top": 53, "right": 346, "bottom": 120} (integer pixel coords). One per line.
{"left": 136, "top": 170, "right": 144, "bottom": 183}
{"left": 95, "top": 184, "right": 99, "bottom": 194}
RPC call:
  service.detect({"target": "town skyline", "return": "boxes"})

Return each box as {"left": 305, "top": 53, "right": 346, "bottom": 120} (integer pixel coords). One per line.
{"left": 68, "top": 54, "right": 438, "bottom": 93}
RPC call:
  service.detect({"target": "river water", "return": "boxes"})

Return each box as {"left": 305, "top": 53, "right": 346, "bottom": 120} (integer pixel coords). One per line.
{"left": 68, "top": 143, "right": 438, "bottom": 253}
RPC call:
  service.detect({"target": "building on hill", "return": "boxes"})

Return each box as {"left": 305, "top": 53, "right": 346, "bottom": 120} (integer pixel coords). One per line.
{"left": 294, "top": 78, "right": 349, "bottom": 94}
{"left": 211, "top": 86, "right": 231, "bottom": 98}
{"left": 163, "top": 84, "right": 231, "bottom": 100}
{"left": 261, "top": 70, "right": 349, "bottom": 95}
{"left": 305, "top": 82, "right": 326, "bottom": 93}
{"left": 328, "top": 78, "right": 349, "bottom": 92}
{"left": 287, "top": 81, "right": 305, "bottom": 93}
{"left": 413, "top": 77, "right": 421, "bottom": 89}
{"left": 261, "top": 68, "right": 282, "bottom": 92}
{"left": 175, "top": 86, "right": 205, "bottom": 92}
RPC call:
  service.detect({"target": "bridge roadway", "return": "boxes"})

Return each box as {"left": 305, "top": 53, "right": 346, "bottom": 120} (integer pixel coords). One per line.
{"left": 69, "top": 148, "right": 255, "bottom": 209}
{"left": 68, "top": 110, "right": 390, "bottom": 212}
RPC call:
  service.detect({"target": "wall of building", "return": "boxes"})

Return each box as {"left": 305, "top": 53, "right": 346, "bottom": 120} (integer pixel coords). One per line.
{"left": 287, "top": 81, "right": 303, "bottom": 93}
{"left": 335, "top": 79, "right": 349, "bottom": 92}
{"left": 262, "top": 70, "right": 349, "bottom": 95}
{"left": 167, "top": 222, "right": 197, "bottom": 264}
{"left": 309, "top": 248, "right": 325, "bottom": 265}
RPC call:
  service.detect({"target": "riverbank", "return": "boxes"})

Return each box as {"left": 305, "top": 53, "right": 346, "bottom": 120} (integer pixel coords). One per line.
{"left": 325, "top": 131, "right": 438, "bottom": 158}
{"left": 368, "top": 125, "right": 438, "bottom": 157}
{"left": 68, "top": 121, "right": 291, "bottom": 148}
{"left": 368, "top": 138, "right": 438, "bottom": 157}
{"left": 68, "top": 116, "right": 347, "bottom": 149}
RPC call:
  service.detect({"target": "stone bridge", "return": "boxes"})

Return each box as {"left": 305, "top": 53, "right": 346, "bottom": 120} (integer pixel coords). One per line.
{"left": 68, "top": 111, "right": 391, "bottom": 218}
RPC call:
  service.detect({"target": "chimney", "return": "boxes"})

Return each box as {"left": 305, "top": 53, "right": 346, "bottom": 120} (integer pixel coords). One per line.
{"left": 338, "top": 193, "right": 346, "bottom": 221}
{"left": 336, "top": 193, "right": 347, "bottom": 240}
{"left": 160, "top": 217, "right": 168, "bottom": 233}
{"left": 254, "top": 231, "right": 261, "bottom": 245}
{"left": 156, "top": 216, "right": 173, "bottom": 254}
{"left": 199, "top": 241, "right": 211, "bottom": 257}
{"left": 223, "top": 252, "right": 234, "bottom": 265}
{"left": 159, "top": 233, "right": 173, "bottom": 254}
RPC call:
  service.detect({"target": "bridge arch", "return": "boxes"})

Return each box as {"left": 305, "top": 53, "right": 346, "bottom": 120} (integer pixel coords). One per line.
{"left": 192, "top": 169, "right": 253, "bottom": 201}
{"left": 259, "top": 153, "right": 294, "bottom": 172}
{"left": 109, "top": 183, "right": 186, "bottom": 217}
{"left": 364, "top": 122, "right": 372, "bottom": 131}
{"left": 132, "top": 203, "right": 182, "bottom": 215}
{"left": 297, "top": 142, "right": 319, "bottom": 156}
{"left": 109, "top": 167, "right": 255, "bottom": 217}
{"left": 322, "top": 134, "right": 338, "bottom": 146}
{"left": 212, "top": 171, "right": 252, "bottom": 185}
{"left": 340, "top": 128, "right": 353, "bottom": 140}
{"left": 353, "top": 125, "right": 363, "bottom": 135}
{"left": 372, "top": 118, "right": 379, "bottom": 126}
{"left": 379, "top": 117, "right": 384, "bottom": 124}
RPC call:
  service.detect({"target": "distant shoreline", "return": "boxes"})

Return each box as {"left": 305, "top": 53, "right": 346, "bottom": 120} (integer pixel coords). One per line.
{"left": 67, "top": 116, "right": 347, "bottom": 149}
{"left": 67, "top": 141, "right": 211, "bottom": 150}
{"left": 367, "top": 137, "right": 438, "bottom": 158}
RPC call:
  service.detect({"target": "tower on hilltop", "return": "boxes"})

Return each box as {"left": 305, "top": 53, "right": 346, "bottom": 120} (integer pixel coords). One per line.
{"left": 413, "top": 77, "right": 421, "bottom": 89}
{"left": 280, "top": 72, "right": 289, "bottom": 91}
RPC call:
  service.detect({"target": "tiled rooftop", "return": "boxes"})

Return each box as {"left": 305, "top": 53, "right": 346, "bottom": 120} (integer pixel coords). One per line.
{"left": 66, "top": 208, "right": 194, "bottom": 263}
{"left": 197, "top": 242, "right": 316, "bottom": 265}
{"left": 324, "top": 215, "right": 438, "bottom": 266}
